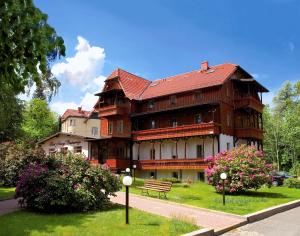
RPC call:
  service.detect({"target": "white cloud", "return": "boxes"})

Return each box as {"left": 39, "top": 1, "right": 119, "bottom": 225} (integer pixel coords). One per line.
{"left": 52, "top": 36, "right": 105, "bottom": 87}
{"left": 288, "top": 41, "right": 295, "bottom": 53}
{"left": 50, "top": 102, "right": 79, "bottom": 115}
{"left": 18, "top": 84, "right": 36, "bottom": 101}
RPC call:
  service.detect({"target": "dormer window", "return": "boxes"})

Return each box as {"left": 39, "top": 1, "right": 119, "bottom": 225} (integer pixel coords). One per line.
{"left": 170, "top": 95, "right": 177, "bottom": 105}
{"left": 148, "top": 100, "right": 155, "bottom": 109}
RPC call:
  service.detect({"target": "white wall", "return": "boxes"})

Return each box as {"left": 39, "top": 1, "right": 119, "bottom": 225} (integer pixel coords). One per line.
{"left": 219, "top": 134, "right": 234, "bottom": 152}
{"left": 61, "top": 117, "right": 100, "bottom": 138}
{"left": 41, "top": 134, "right": 89, "bottom": 157}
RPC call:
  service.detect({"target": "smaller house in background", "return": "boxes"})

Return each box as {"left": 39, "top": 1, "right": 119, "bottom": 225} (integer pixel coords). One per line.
{"left": 38, "top": 107, "right": 100, "bottom": 156}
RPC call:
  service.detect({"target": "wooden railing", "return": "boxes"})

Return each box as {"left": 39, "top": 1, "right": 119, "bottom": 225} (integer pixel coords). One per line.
{"left": 132, "top": 122, "right": 221, "bottom": 141}
{"left": 106, "top": 159, "right": 130, "bottom": 169}
{"left": 135, "top": 159, "right": 208, "bottom": 170}
{"left": 235, "top": 128, "right": 264, "bottom": 140}
{"left": 234, "top": 96, "right": 264, "bottom": 113}
{"left": 98, "top": 104, "right": 129, "bottom": 117}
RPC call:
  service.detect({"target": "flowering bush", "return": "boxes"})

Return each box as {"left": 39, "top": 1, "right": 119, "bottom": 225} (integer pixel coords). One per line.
{"left": 205, "top": 145, "right": 273, "bottom": 194}
{"left": 15, "top": 153, "right": 121, "bottom": 212}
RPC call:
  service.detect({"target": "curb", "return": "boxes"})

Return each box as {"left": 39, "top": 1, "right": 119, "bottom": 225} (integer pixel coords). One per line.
{"left": 182, "top": 228, "right": 214, "bottom": 236}
{"left": 245, "top": 199, "right": 300, "bottom": 223}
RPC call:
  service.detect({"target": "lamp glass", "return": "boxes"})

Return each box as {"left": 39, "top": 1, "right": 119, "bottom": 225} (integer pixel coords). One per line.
{"left": 133, "top": 164, "right": 137, "bottom": 169}
{"left": 123, "top": 176, "right": 133, "bottom": 186}
{"left": 125, "top": 168, "right": 130, "bottom": 173}
{"left": 220, "top": 172, "right": 227, "bottom": 180}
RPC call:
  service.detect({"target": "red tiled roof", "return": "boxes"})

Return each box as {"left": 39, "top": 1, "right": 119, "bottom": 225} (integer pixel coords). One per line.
{"left": 105, "top": 68, "right": 151, "bottom": 100}
{"left": 61, "top": 109, "right": 91, "bottom": 121}
{"left": 140, "top": 63, "right": 238, "bottom": 100}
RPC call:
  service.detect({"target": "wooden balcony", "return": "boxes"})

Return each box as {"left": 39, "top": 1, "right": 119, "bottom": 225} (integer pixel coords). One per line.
{"left": 106, "top": 159, "right": 130, "bottom": 170}
{"left": 234, "top": 97, "right": 264, "bottom": 113}
{"left": 135, "top": 159, "right": 208, "bottom": 170}
{"left": 132, "top": 122, "right": 221, "bottom": 141}
{"left": 235, "top": 128, "right": 264, "bottom": 140}
{"left": 98, "top": 104, "right": 128, "bottom": 117}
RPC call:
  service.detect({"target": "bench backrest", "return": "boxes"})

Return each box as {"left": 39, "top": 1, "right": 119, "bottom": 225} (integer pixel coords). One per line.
{"left": 144, "top": 179, "right": 172, "bottom": 192}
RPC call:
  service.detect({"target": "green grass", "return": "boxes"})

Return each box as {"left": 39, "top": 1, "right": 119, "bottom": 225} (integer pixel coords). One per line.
{"left": 0, "top": 205, "right": 198, "bottom": 236}
{"left": 127, "top": 179, "right": 300, "bottom": 215}
{"left": 0, "top": 186, "right": 15, "bottom": 200}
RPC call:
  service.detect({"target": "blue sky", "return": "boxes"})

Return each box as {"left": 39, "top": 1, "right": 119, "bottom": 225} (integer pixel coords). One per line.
{"left": 30, "top": 0, "right": 300, "bottom": 114}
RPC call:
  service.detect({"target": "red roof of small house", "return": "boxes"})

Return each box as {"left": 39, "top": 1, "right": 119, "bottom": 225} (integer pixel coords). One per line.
{"left": 104, "top": 68, "right": 151, "bottom": 100}
{"left": 61, "top": 108, "right": 91, "bottom": 121}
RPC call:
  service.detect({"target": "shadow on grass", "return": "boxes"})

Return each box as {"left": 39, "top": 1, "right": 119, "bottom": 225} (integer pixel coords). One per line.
{"left": 0, "top": 203, "right": 125, "bottom": 236}
{"left": 242, "top": 191, "right": 288, "bottom": 199}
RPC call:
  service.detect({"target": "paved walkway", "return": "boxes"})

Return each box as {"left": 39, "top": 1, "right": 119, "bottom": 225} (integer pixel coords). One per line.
{"left": 0, "top": 199, "right": 19, "bottom": 216}
{"left": 110, "top": 192, "right": 246, "bottom": 231}
{"left": 223, "top": 206, "right": 300, "bottom": 236}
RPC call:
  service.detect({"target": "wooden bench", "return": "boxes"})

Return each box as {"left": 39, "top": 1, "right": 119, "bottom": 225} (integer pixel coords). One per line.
{"left": 137, "top": 179, "right": 172, "bottom": 199}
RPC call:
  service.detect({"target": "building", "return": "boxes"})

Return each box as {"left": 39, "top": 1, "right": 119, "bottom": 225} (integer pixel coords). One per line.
{"left": 92, "top": 61, "right": 268, "bottom": 180}
{"left": 38, "top": 108, "right": 100, "bottom": 156}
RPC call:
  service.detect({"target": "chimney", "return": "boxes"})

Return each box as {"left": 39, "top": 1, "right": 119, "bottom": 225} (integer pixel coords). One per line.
{"left": 201, "top": 61, "right": 209, "bottom": 71}
{"left": 78, "top": 106, "right": 82, "bottom": 113}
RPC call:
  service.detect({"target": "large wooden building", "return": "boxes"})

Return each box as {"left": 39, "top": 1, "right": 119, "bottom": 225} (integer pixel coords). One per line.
{"left": 90, "top": 61, "right": 268, "bottom": 180}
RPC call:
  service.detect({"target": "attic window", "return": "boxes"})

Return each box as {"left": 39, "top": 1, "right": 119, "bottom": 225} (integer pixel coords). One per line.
{"left": 206, "top": 69, "right": 215, "bottom": 74}
{"left": 148, "top": 100, "right": 155, "bottom": 109}
{"left": 170, "top": 95, "right": 177, "bottom": 105}
{"left": 150, "top": 82, "right": 159, "bottom": 87}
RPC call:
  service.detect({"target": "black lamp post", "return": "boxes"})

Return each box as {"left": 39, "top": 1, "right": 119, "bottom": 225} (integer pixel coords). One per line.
{"left": 133, "top": 164, "right": 137, "bottom": 182}
{"left": 122, "top": 175, "right": 133, "bottom": 224}
{"left": 220, "top": 172, "right": 227, "bottom": 206}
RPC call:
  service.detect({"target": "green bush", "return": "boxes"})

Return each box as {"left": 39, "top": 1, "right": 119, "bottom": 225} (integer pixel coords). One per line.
{"left": 0, "top": 142, "right": 45, "bottom": 186}
{"left": 160, "top": 177, "right": 181, "bottom": 183}
{"left": 284, "top": 178, "right": 300, "bottom": 189}
{"left": 290, "top": 162, "right": 300, "bottom": 177}
{"left": 15, "top": 153, "right": 121, "bottom": 213}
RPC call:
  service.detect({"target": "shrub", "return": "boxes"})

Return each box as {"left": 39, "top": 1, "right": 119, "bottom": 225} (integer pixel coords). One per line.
{"left": 15, "top": 153, "right": 121, "bottom": 212}
{"left": 205, "top": 145, "right": 273, "bottom": 194}
{"left": 160, "top": 177, "right": 181, "bottom": 183}
{"left": 0, "top": 142, "right": 45, "bottom": 186}
{"left": 290, "top": 162, "right": 300, "bottom": 177}
{"left": 284, "top": 178, "right": 300, "bottom": 189}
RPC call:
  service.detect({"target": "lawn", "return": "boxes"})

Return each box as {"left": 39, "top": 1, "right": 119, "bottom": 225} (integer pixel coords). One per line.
{"left": 0, "top": 205, "right": 198, "bottom": 236}
{"left": 127, "top": 179, "right": 300, "bottom": 215}
{"left": 0, "top": 186, "right": 15, "bottom": 200}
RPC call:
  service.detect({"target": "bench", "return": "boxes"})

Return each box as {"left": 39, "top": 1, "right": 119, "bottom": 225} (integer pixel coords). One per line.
{"left": 137, "top": 179, "right": 172, "bottom": 199}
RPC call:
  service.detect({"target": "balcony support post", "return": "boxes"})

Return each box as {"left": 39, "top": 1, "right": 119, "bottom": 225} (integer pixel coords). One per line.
{"left": 137, "top": 142, "right": 140, "bottom": 160}
{"left": 175, "top": 139, "right": 178, "bottom": 158}
{"left": 212, "top": 135, "right": 215, "bottom": 156}
{"left": 184, "top": 139, "right": 187, "bottom": 159}
{"left": 159, "top": 140, "right": 162, "bottom": 160}
{"left": 217, "top": 135, "right": 220, "bottom": 153}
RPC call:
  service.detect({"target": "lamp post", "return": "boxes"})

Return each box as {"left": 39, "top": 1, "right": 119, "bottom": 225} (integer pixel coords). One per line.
{"left": 122, "top": 175, "right": 133, "bottom": 224}
{"left": 125, "top": 167, "right": 131, "bottom": 176}
{"left": 220, "top": 172, "right": 227, "bottom": 206}
{"left": 132, "top": 164, "right": 137, "bottom": 182}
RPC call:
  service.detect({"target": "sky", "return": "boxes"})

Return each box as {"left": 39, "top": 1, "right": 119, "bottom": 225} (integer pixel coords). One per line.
{"left": 23, "top": 0, "right": 300, "bottom": 114}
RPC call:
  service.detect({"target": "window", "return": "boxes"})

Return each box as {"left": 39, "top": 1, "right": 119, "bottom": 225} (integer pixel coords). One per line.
{"left": 171, "top": 117, "right": 178, "bottom": 127}
{"left": 150, "top": 148, "right": 155, "bottom": 160}
{"left": 226, "top": 142, "right": 231, "bottom": 151}
{"left": 196, "top": 145, "right": 203, "bottom": 158}
{"left": 108, "top": 122, "right": 113, "bottom": 134}
{"left": 61, "top": 147, "right": 68, "bottom": 154}
{"left": 70, "top": 119, "right": 76, "bottom": 126}
{"left": 195, "top": 114, "right": 202, "bottom": 124}
{"left": 150, "top": 172, "right": 155, "bottom": 178}
{"left": 170, "top": 95, "right": 177, "bottom": 105}
{"left": 74, "top": 146, "right": 82, "bottom": 154}
{"left": 172, "top": 172, "right": 179, "bottom": 179}
{"left": 91, "top": 127, "right": 98, "bottom": 136}
{"left": 117, "top": 120, "right": 124, "bottom": 133}
{"left": 148, "top": 100, "right": 155, "bottom": 109}
{"left": 150, "top": 120, "right": 155, "bottom": 129}
{"left": 227, "top": 112, "right": 231, "bottom": 127}
{"left": 194, "top": 90, "right": 202, "bottom": 101}
{"left": 116, "top": 147, "right": 125, "bottom": 158}
{"left": 197, "top": 172, "right": 205, "bottom": 181}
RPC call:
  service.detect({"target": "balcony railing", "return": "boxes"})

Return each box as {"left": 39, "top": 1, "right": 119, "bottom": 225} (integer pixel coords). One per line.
{"left": 235, "top": 128, "right": 264, "bottom": 140}
{"left": 106, "top": 159, "right": 130, "bottom": 169}
{"left": 135, "top": 159, "right": 208, "bottom": 170}
{"left": 234, "top": 96, "right": 264, "bottom": 113}
{"left": 98, "top": 104, "right": 128, "bottom": 117}
{"left": 132, "top": 122, "right": 221, "bottom": 141}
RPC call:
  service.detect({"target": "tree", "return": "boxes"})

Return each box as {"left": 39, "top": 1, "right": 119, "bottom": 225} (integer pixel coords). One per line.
{"left": 21, "top": 99, "right": 59, "bottom": 141}
{"left": 0, "top": 0, "right": 65, "bottom": 140}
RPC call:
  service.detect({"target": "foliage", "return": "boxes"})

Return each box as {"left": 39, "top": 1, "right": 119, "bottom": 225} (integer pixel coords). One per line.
{"left": 290, "top": 162, "right": 300, "bottom": 177}
{"left": 263, "top": 80, "right": 300, "bottom": 171}
{"left": 284, "top": 178, "right": 300, "bottom": 189}
{"left": 160, "top": 177, "right": 181, "bottom": 183}
{"left": 205, "top": 145, "right": 273, "bottom": 194}
{"left": 15, "top": 153, "right": 121, "bottom": 213}
{"left": 21, "top": 98, "right": 59, "bottom": 141}
{"left": 0, "top": 142, "right": 45, "bottom": 186}
{"left": 0, "top": 0, "right": 65, "bottom": 140}
{"left": 0, "top": 187, "right": 16, "bottom": 200}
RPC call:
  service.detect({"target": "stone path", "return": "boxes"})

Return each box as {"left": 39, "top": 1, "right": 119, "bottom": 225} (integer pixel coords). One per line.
{"left": 223, "top": 206, "right": 300, "bottom": 236}
{"left": 110, "top": 192, "right": 246, "bottom": 231}
{"left": 0, "top": 198, "right": 19, "bottom": 216}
